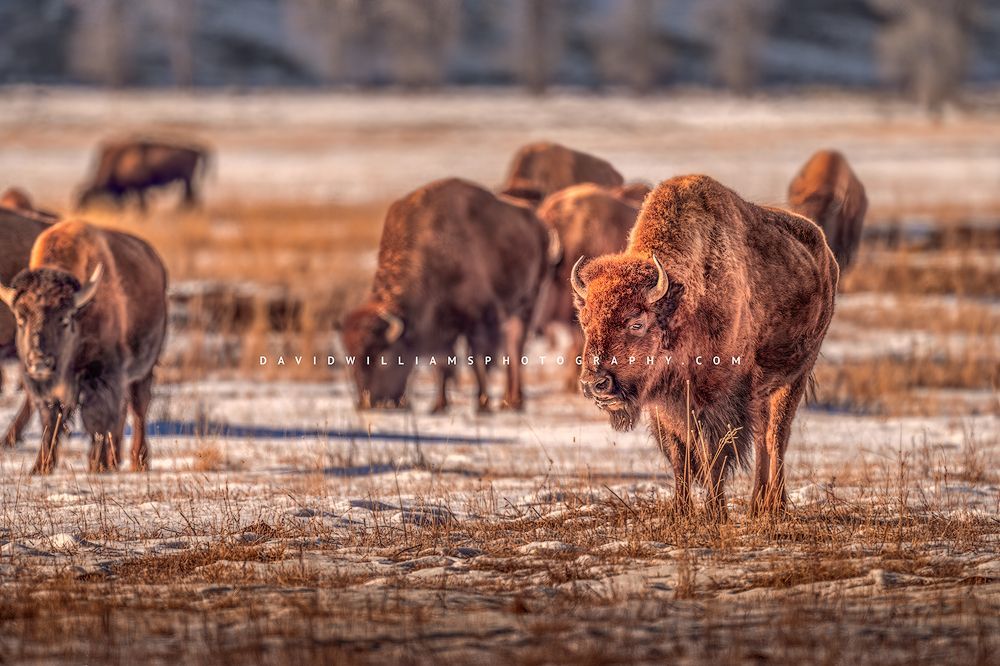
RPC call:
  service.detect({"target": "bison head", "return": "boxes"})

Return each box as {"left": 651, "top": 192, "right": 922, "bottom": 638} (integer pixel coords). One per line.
{"left": 341, "top": 303, "right": 410, "bottom": 410}
{"left": 0, "top": 265, "right": 103, "bottom": 398}
{"left": 572, "top": 253, "right": 680, "bottom": 431}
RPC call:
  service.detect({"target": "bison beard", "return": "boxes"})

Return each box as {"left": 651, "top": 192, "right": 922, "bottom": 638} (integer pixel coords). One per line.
{"left": 574, "top": 175, "right": 838, "bottom": 518}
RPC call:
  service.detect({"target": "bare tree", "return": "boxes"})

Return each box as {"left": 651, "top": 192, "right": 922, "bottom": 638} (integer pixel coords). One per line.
{"left": 596, "top": 0, "right": 663, "bottom": 93}
{"left": 871, "top": 0, "right": 978, "bottom": 113}
{"left": 67, "top": 0, "right": 134, "bottom": 86}
{"left": 166, "top": 0, "right": 196, "bottom": 86}
{"left": 285, "top": 0, "right": 369, "bottom": 85}
{"left": 699, "top": 0, "right": 776, "bottom": 95}
{"left": 516, "top": 0, "right": 564, "bottom": 94}
{"left": 377, "top": 0, "right": 460, "bottom": 88}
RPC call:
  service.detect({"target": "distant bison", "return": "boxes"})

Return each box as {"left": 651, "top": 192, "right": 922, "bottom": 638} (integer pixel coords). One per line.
{"left": 612, "top": 182, "right": 653, "bottom": 207}
{"left": 0, "top": 208, "right": 51, "bottom": 446}
{"left": 0, "top": 220, "right": 168, "bottom": 473}
{"left": 787, "top": 149, "right": 867, "bottom": 273}
{"left": 500, "top": 141, "right": 625, "bottom": 205}
{"left": 0, "top": 187, "right": 59, "bottom": 222}
{"left": 77, "top": 138, "right": 210, "bottom": 212}
{"left": 535, "top": 184, "right": 640, "bottom": 385}
{"left": 342, "top": 178, "right": 554, "bottom": 413}
{"left": 573, "top": 175, "right": 838, "bottom": 517}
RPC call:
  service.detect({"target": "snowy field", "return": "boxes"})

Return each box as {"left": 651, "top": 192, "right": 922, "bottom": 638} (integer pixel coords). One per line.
{"left": 0, "top": 89, "right": 997, "bottom": 663}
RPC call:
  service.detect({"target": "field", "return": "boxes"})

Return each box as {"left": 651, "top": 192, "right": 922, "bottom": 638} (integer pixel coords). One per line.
{"left": 0, "top": 88, "right": 998, "bottom": 664}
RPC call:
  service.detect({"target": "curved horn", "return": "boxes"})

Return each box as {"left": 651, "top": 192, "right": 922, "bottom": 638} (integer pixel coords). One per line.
{"left": 570, "top": 256, "right": 587, "bottom": 300}
{"left": 546, "top": 227, "right": 562, "bottom": 265}
{"left": 0, "top": 280, "right": 15, "bottom": 308}
{"left": 73, "top": 263, "right": 103, "bottom": 310}
{"left": 647, "top": 254, "right": 669, "bottom": 304}
{"left": 378, "top": 309, "right": 404, "bottom": 343}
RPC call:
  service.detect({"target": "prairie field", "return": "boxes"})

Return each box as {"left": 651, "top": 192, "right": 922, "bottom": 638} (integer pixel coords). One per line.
{"left": 0, "top": 89, "right": 998, "bottom": 664}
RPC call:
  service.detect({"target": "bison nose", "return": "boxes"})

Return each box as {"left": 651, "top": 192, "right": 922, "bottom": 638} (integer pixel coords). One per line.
{"left": 581, "top": 370, "right": 614, "bottom": 398}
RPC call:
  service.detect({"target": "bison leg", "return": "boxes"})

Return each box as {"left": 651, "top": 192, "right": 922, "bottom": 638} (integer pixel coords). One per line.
{"left": 31, "top": 402, "right": 67, "bottom": 475}
{"left": 762, "top": 375, "right": 809, "bottom": 514}
{"left": 182, "top": 177, "right": 199, "bottom": 208}
{"left": 706, "top": 464, "right": 729, "bottom": 522}
{"left": 128, "top": 372, "right": 154, "bottom": 471}
{"left": 81, "top": 381, "right": 126, "bottom": 472}
{"left": 749, "top": 397, "right": 772, "bottom": 517}
{"left": 501, "top": 316, "right": 527, "bottom": 410}
{"left": 651, "top": 412, "right": 693, "bottom": 514}
{"left": 3, "top": 394, "right": 33, "bottom": 448}
{"left": 430, "top": 365, "right": 452, "bottom": 414}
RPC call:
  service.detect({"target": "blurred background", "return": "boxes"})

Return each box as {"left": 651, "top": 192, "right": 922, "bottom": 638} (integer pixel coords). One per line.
{"left": 0, "top": 0, "right": 996, "bottom": 109}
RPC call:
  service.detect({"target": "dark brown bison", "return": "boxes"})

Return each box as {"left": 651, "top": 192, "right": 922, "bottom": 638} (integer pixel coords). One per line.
{"left": 612, "top": 182, "right": 653, "bottom": 207}
{"left": 535, "top": 184, "right": 640, "bottom": 386}
{"left": 0, "top": 187, "right": 60, "bottom": 222}
{"left": 0, "top": 208, "right": 51, "bottom": 445}
{"left": 787, "top": 149, "right": 868, "bottom": 274}
{"left": 0, "top": 220, "right": 168, "bottom": 473}
{"left": 572, "top": 175, "right": 838, "bottom": 517}
{"left": 342, "top": 178, "right": 553, "bottom": 413}
{"left": 77, "top": 138, "right": 210, "bottom": 212}
{"left": 500, "top": 141, "right": 625, "bottom": 205}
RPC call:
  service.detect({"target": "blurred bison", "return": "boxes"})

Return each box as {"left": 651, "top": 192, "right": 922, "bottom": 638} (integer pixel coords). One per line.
{"left": 0, "top": 208, "right": 50, "bottom": 446}
{"left": 612, "top": 182, "right": 652, "bottom": 207}
{"left": 535, "top": 184, "right": 640, "bottom": 386}
{"left": 787, "top": 149, "right": 867, "bottom": 273}
{"left": 500, "top": 141, "right": 625, "bottom": 205}
{"left": 342, "top": 178, "right": 553, "bottom": 413}
{"left": 0, "top": 220, "right": 168, "bottom": 473}
{"left": 573, "top": 175, "right": 838, "bottom": 517}
{"left": 1, "top": 187, "right": 59, "bottom": 222}
{"left": 77, "top": 138, "right": 210, "bottom": 212}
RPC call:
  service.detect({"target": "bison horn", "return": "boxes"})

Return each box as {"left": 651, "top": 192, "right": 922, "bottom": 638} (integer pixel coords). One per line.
{"left": 570, "top": 256, "right": 587, "bottom": 300}
{"left": 546, "top": 228, "right": 562, "bottom": 265}
{"left": 378, "top": 309, "right": 404, "bottom": 343}
{"left": 647, "top": 254, "right": 669, "bottom": 304}
{"left": 0, "top": 281, "right": 15, "bottom": 308}
{"left": 73, "top": 263, "right": 103, "bottom": 310}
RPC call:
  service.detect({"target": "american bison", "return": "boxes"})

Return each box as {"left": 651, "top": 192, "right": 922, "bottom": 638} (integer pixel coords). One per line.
{"left": 612, "top": 182, "right": 653, "bottom": 207}
{"left": 572, "top": 175, "right": 838, "bottom": 517}
{"left": 0, "top": 187, "right": 59, "bottom": 222}
{"left": 0, "top": 220, "right": 168, "bottom": 473}
{"left": 500, "top": 141, "right": 625, "bottom": 205}
{"left": 0, "top": 208, "right": 51, "bottom": 446}
{"left": 787, "top": 149, "right": 868, "bottom": 273}
{"left": 77, "top": 138, "right": 210, "bottom": 212}
{"left": 535, "top": 184, "right": 640, "bottom": 386}
{"left": 342, "top": 178, "right": 554, "bottom": 413}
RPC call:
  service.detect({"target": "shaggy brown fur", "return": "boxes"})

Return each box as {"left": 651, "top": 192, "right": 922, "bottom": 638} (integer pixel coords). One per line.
{"left": 77, "top": 138, "right": 210, "bottom": 212}
{"left": 536, "top": 184, "right": 640, "bottom": 386}
{"left": 574, "top": 175, "right": 838, "bottom": 517}
{"left": 0, "top": 220, "right": 168, "bottom": 473}
{"left": 0, "top": 209, "right": 50, "bottom": 445}
{"left": 500, "top": 141, "right": 625, "bottom": 205}
{"left": 787, "top": 149, "right": 868, "bottom": 273}
{"left": 342, "top": 178, "right": 552, "bottom": 413}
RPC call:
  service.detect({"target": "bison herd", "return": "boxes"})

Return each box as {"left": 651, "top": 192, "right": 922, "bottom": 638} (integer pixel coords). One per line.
{"left": 0, "top": 136, "right": 868, "bottom": 517}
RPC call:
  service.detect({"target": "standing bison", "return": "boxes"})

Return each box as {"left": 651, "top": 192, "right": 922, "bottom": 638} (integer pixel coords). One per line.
{"left": 1, "top": 187, "right": 59, "bottom": 222}
{"left": 787, "top": 149, "right": 867, "bottom": 274}
{"left": 342, "top": 178, "right": 553, "bottom": 413}
{"left": 535, "top": 183, "right": 640, "bottom": 386}
{"left": 572, "top": 175, "right": 838, "bottom": 517}
{"left": 0, "top": 208, "right": 50, "bottom": 446}
{"left": 0, "top": 220, "right": 168, "bottom": 473}
{"left": 500, "top": 141, "right": 625, "bottom": 205}
{"left": 77, "top": 138, "right": 210, "bottom": 212}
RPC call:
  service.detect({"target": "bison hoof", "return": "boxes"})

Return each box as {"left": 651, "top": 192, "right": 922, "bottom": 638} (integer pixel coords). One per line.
{"left": 430, "top": 403, "right": 448, "bottom": 415}
{"left": 500, "top": 400, "right": 524, "bottom": 412}
{"left": 30, "top": 463, "right": 54, "bottom": 475}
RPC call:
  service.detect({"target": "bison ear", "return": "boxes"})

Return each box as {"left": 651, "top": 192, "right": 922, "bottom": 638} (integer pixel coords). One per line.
{"left": 0, "top": 280, "right": 15, "bottom": 308}
{"left": 73, "top": 263, "right": 103, "bottom": 310}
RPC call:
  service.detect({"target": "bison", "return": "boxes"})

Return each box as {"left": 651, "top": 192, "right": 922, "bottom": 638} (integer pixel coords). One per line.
{"left": 77, "top": 138, "right": 210, "bottom": 213}
{"left": 612, "top": 182, "right": 653, "bottom": 207}
{"left": 500, "top": 141, "right": 625, "bottom": 206}
{"left": 787, "top": 149, "right": 868, "bottom": 274}
{"left": 535, "top": 184, "right": 640, "bottom": 386}
{"left": 0, "top": 220, "right": 168, "bottom": 473}
{"left": 0, "top": 208, "right": 51, "bottom": 446}
{"left": 572, "top": 175, "right": 838, "bottom": 517}
{"left": 0, "top": 187, "right": 60, "bottom": 222}
{"left": 342, "top": 178, "right": 554, "bottom": 413}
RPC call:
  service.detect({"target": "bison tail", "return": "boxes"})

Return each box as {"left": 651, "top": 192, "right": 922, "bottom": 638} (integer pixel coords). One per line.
{"left": 805, "top": 372, "right": 819, "bottom": 406}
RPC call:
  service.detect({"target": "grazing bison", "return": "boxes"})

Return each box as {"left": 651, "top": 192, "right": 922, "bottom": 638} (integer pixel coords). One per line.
{"left": 787, "top": 149, "right": 868, "bottom": 274}
{"left": 0, "top": 187, "right": 59, "bottom": 222}
{"left": 500, "top": 141, "right": 625, "bottom": 205}
{"left": 572, "top": 175, "right": 838, "bottom": 517}
{"left": 77, "top": 138, "right": 210, "bottom": 212}
{"left": 342, "top": 178, "right": 553, "bottom": 413}
{"left": 535, "top": 184, "right": 640, "bottom": 386}
{"left": 0, "top": 209, "right": 50, "bottom": 445}
{"left": 0, "top": 220, "right": 168, "bottom": 473}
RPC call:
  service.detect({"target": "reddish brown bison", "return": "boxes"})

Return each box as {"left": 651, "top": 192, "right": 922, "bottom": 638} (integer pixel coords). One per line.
{"left": 1, "top": 187, "right": 59, "bottom": 222}
{"left": 500, "top": 141, "right": 625, "bottom": 205}
{"left": 342, "top": 178, "right": 554, "bottom": 413}
{"left": 0, "top": 208, "right": 51, "bottom": 445}
{"left": 77, "top": 138, "right": 210, "bottom": 212}
{"left": 572, "top": 175, "right": 838, "bottom": 517}
{"left": 0, "top": 220, "right": 168, "bottom": 473}
{"left": 535, "top": 184, "right": 640, "bottom": 386}
{"left": 787, "top": 149, "right": 868, "bottom": 273}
